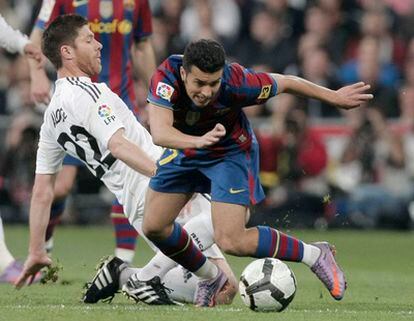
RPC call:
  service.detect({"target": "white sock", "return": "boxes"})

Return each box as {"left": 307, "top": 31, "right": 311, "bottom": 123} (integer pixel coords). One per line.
{"left": 135, "top": 251, "right": 177, "bottom": 281}
{"left": 194, "top": 259, "right": 218, "bottom": 280}
{"left": 120, "top": 267, "right": 140, "bottom": 287}
{"left": 0, "top": 217, "right": 15, "bottom": 272}
{"left": 115, "top": 248, "right": 135, "bottom": 264}
{"left": 163, "top": 266, "right": 198, "bottom": 304}
{"left": 301, "top": 243, "right": 321, "bottom": 267}
{"left": 134, "top": 209, "right": 215, "bottom": 281}
{"left": 182, "top": 211, "right": 215, "bottom": 251}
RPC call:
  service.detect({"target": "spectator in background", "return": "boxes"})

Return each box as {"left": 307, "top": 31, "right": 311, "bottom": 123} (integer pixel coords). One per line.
{"left": 152, "top": 0, "right": 186, "bottom": 58}
{"left": 303, "top": 5, "right": 347, "bottom": 66}
{"left": 252, "top": 107, "right": 329, "bottom": 228}
{"left": 299, "top": 47, "right": 342, "bottom": 118}
{"left": 334, "top": 107, "right": 410, "bottom": 228}
{"left": 180, "top": 0, "right": 241, "bottom": 47}
{"left": 232, "top": 8, "right": 296, "bottom": 72}
{"left": 261, "top": 0, "right": 305, "bottom": 38}
{"left": 345, "top": 7, "right": 405, "bottom": 69}
{"left": 339, "top": 36, "right": 399, "bottom": 117}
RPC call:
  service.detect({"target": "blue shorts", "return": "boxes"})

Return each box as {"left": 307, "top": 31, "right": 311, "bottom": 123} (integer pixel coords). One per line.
{"left": 149, "top": 142, "right": 265, "bottom": 206}
{"left": 62, "top": 154, "right": 85, "bottom": 167}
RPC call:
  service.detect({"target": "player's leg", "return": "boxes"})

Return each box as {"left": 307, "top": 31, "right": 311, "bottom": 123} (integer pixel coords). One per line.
{"left": 110, "top": 199, "right": 138, "bottom": 264}
{"left": 163, "top": 244, "right": 238, "bottom": 305}
{"left": 211, "top": 201, "right": 346, "bottom": 300}
{"left": 0, "top": 215, "right": 15, "bottom": 281}
{"left": 0, "top": 216, "right": 42, "bottom": 283}
{"left": 140, "top": 188, "right": 227, "bottom": 307}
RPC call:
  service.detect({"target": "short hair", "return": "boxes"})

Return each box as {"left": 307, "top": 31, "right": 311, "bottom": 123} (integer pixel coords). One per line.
{"left": 182, "top": 39, "right": 225, "bottom": 73}
{"left": 42, "top": 14, "right": 88, "bottom": 69}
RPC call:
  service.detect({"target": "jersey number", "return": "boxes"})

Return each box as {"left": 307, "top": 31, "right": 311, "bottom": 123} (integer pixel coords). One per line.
{"left": 57, "top": 125, "right": 115, "bottom": 178}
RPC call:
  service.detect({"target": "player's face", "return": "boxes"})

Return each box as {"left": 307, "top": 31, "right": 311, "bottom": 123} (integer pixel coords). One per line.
{"left": 180, "top": 66, "right": 223, "bottom": 107}
{"left": 73, "top": 25, "right": 102, "bottom": 76}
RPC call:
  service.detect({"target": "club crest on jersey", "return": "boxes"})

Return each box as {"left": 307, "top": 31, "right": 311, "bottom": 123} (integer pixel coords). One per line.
{"left": 185, "top": 111, "right": 200, "bottom": 126}
{"left": 258, "top": 84, "right": 272, "bottom": 99}
{"left": 99, "top": 0, "right": 113, "bottom": 19}
{"left": 98, "top": 104, "right": 116, "bottom": 125}
{"left": 156, "top": 82, "right": 174, "bottom": 102}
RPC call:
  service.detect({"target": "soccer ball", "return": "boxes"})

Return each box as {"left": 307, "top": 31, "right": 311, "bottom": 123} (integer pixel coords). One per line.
{"left": 239, "top": 258, "right": 296, "bottom": 312}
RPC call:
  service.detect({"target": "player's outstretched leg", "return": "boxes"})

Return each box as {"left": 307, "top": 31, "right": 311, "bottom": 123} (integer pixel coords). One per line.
{"left": 111, "top": 200, "right": 138, "bottom": 264}
{"left": 310, "top": 242, "right": 347, "bottom": 300}
{"left": 83, "top": 256, "right": 128, "bottom": 303}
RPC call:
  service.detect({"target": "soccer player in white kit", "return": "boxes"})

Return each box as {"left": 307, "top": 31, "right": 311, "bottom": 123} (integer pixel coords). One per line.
{"left": 14, "top": 14, "right": 237, "bottom": 305}
{"left": 0, "top": 14, "right": 43, "bottom": 284}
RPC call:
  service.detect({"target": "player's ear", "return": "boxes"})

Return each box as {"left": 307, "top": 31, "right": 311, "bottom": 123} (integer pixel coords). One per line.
{"left": 180, "top": 66, "right": 186, "bottom": 82}
{"left": 60, "top": 45, "right": 73, "bottom": 61}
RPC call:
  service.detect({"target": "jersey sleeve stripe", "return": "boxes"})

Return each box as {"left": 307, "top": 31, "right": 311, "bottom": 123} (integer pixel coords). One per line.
{"left": 66, "top": 77, "right": 98, "bottom": 102}
{"left": 76, "top": 78, "right": 101, "bottom": 98}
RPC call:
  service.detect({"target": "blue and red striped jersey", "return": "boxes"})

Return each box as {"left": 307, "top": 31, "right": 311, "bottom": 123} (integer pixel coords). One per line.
{"left": 35, "top": 0, "right": 152, "bottom": 113}
{"left": 147, "top": 55, "right": 278, "bottom": 158}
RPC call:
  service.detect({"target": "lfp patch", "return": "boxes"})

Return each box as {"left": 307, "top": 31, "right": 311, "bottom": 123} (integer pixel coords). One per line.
{"left": 156, "top": 82, "right": 174, "bottom": 102}
{"left": 98, "top": 104, "right": 112, "bottom": 118}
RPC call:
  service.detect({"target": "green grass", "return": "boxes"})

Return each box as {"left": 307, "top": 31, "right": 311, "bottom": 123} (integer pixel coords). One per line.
{"left": 1, "top": 226, "right": 413, "bottom": 321}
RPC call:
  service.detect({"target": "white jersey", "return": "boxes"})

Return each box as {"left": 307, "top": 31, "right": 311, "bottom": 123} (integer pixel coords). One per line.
{"left": 0, "top": 14, "right": 29, "bottom": 54}
{"left": 36, "top": 76, "right": 162, "bottom": 225}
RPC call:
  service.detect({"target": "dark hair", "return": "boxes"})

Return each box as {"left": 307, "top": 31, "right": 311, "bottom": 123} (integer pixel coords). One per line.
{"left": 42, "top": 14, "right": 88, "bottom": 69}
{"left": 182, "top": 39, "right": 225, "bottom": 73}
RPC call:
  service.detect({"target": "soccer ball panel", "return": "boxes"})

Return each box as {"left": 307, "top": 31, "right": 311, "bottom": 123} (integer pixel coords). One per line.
{"left": 239, "top": 258, "right": 296, "bottom": 312}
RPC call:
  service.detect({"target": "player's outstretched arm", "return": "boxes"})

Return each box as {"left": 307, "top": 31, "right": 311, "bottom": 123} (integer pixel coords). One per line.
{"left": 15, "top": 174, "right": 55, "bottom": 289}
{"left": 272, "top": 74, "right": 373, "bottom": 110}
{"left": 108, "top": 128, "right": 157, "bottom": 177}
{"left": 28, "top": 27, "right": 51, "bottom": 105}
{"left": 148, "top": 104, "right": 226, "bottom": 149}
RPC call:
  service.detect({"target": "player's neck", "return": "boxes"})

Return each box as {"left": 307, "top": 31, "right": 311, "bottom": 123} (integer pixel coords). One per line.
{"left": 57, "top": 65, "right": 92, "bottom": 79}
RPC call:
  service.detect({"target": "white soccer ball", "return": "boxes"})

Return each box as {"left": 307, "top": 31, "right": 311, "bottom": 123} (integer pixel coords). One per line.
{"left": 239, "top": 258, "right": 296, "bottom": 312}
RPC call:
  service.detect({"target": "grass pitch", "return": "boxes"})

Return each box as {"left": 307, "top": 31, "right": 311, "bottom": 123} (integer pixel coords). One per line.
{"left": 1, "top": 225, "right": 413, "bottom": 321}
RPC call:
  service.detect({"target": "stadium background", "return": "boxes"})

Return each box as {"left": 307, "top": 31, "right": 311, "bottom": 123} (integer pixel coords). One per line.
{"left": 2, "top": 0, "right": 414, "bottom": 230}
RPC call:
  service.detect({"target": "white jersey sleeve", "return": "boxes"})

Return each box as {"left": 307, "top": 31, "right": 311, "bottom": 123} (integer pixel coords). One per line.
{"left": 0, "top": 14, "right": 29, "bottom": 54}
{"left": 36, "top": 120, "right": 65, "bottom": 174}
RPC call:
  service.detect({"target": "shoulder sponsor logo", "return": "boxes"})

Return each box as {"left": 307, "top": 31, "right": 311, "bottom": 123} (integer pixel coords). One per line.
{"left": 258, "top": 84, "right": 272, "bottom": 99}
{"left": 98, "top": 104, "right": 116, "bottom": 125}
{"left": 156, "top": 82, "right": 174, "bottom": 102}
{"left": 229, "top": 188, "right": 246, "bottom": 194}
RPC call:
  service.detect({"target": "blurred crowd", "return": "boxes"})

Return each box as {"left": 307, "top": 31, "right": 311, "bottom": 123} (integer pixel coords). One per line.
{"left": 1, "top": 0, "right": 414, "bottom": 229}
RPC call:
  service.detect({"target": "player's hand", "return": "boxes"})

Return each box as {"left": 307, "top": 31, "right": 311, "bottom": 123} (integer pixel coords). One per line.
{"left": 196, "top": 123, "right": 226, "bottom": 148}
{"left": 14, "top": 253, "right": 51, "bottom": 289}
{"left": 334, "top": 82, "right": 374, "bottom": 110}
{"left": 30, "top": 69, "right": 51, "bottom": 105}
{"left": 23, "top": 43, "right": 44, "bottom": 66}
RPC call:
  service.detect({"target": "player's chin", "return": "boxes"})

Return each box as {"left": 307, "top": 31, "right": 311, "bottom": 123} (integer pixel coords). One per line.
{"left": 94, "top": 64, "right": 102, "bottom": 75}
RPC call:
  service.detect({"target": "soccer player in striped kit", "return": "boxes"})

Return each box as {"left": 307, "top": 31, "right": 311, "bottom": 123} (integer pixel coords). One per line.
{"left": 131, "top": 39, "right": 374, "bottom": 306}
{"left": 29, "top": 0, "right": 157, "bottom": 263}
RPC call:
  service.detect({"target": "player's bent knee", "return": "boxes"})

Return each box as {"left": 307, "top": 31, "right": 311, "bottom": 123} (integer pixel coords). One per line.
{"left": 54, "top": 183, "right": 72, "bottom": 199}
{"left": 215, "top": 236, "right": 246, "bottom": 256}
{"left": 142, "top": 222, "right": 170, "bottom": 241}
